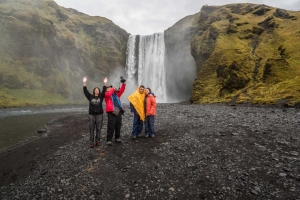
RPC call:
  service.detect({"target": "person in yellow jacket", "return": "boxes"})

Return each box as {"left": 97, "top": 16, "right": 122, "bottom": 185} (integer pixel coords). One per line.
{"left": 128, "top": 85, "right": 146, "bottom": 139}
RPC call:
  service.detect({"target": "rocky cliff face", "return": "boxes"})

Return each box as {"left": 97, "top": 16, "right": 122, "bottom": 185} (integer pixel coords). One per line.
{"left": 189, "top": 4, "right": 300, "bottom": 105}
{"left": 0, "top": 0, "right": 129, "bottom": 107}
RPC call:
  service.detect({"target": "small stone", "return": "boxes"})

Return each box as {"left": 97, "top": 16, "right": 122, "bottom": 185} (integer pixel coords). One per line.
{"left": 232, "top": 133, "right": 239, "bottom": 136}
{"left": 89, "top": 195, "right": 95, "bottom": 200}
{"left": 160, "top": 188, "right": 164, "bottom": 192}
{"left": 125, "top": 194, "right": 130, "bottom": 198}
{"left": 169, "top": 187, "right": 175, "bottom": 192}
{"left": 290, "top": 151, "right": 298, "bottom": 156}
{"left": 36, "top": 129, "right": 46, "bottom": 133}
{"left": 279, "top": 173, "right": 287, "bottom": 177}
{"left": 290, "top": 187, "right": 296, "bottom": 192}
{"left": 251, "top": 189, "right": 259, "bottom": 195}
{"left": 254, "top": 186, "right": 261, "bottom": 193}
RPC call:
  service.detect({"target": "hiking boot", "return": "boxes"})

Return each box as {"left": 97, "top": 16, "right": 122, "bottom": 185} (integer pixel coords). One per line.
{"left": 115, "top": 138, "right": 122, "bottom": 143}
{"left": 96, "top": 141, "right": 101, "bottom": 146}
{"left": 137, "top": 134, "right": 143, "bottom": 138}
{"left": 90, "top": 142, "right": 94, "bottom": 148}
{"left": 151, "top": 134, "right": 155, "bottom": 138}
{"left": 145, "top": 135, "right": 149, "bottom": 138}
{"left": 132, "top": 136, "right": 137, "bottom": 139}
{"left": 107, "top": 141, "right": 112, "bottom": 146}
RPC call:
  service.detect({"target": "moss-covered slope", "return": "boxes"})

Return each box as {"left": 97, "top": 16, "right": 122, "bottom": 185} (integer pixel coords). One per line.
{"left": 0, "top": 0, "right": 129, "bottom": 107}
{"left": 190, "top": 4, "right": 300, "bottom": 105}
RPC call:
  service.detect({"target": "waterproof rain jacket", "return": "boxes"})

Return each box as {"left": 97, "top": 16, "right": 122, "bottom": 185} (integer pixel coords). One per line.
{"left": 145, "top": 93, "right": 156, "bottom": 116}
{"left": 128, "top": 86, "right": 146, "bottom": 121}
{"left": 104, "top": 83, "right": 126, "bottom": 112}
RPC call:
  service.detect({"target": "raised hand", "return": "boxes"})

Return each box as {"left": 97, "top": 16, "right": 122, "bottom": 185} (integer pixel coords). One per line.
{"left": 104, "top": 77, "right": 108, "bottom": 83}
{"left": 83, "top": 76, "right": 87, "bottom": 86}
{"left": 103, "top": 77, "right": 108, "bottom": 86}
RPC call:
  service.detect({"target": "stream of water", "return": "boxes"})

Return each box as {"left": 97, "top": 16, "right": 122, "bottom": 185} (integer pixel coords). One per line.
{"left": 0, "top": 105, "right": 87, "bottom": 151}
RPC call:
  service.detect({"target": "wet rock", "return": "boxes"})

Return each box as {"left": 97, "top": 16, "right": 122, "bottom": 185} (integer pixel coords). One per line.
{"left": 36, "top": 129, "right": 46, "bottom": 133}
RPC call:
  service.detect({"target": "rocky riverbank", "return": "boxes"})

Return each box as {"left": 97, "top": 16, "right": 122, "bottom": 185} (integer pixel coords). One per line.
{"left": 0, "top": 103, "right": 299, "bottom": 199}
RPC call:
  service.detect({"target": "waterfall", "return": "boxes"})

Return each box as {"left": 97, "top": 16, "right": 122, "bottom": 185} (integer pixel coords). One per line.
{"left": 126, "top": 33, "right": 166, "bottom": 102}
{"left": 125, "top": 35, "right": 137, "bottom": 87}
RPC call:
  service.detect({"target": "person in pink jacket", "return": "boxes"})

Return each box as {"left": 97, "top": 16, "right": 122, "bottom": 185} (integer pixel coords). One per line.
{"left": 104, "top": 77, "right": 126, "bottom": 145}
{"left": 144, "top": 88, "right": 156, "bottom": 138}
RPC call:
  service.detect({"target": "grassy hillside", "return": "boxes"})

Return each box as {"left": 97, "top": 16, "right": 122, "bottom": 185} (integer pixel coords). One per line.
{"left": 0, "top": 0, "right": 129, "bottom": 107}
{"left": 190, "top": 4, "right": 300, "bottom": 106}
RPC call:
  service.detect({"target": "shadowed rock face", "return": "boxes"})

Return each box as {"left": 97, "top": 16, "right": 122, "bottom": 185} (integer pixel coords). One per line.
{"left": 189, "top": 4, "right": 300, "bottom": 106}
{"left": 0, "top": 0, "right": 129, "bottom": 107}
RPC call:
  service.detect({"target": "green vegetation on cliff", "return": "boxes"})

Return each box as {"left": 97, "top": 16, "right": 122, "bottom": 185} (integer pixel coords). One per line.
{"left": 190, "top": 4, "right": 300, "bottom": 105}
{"left": 0, "top": 0, "right": 129, "bottom": 107}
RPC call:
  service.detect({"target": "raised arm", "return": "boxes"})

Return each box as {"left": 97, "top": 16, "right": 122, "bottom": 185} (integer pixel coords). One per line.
{"left": 83, "top": 76, "right": 91, "bottom": 99}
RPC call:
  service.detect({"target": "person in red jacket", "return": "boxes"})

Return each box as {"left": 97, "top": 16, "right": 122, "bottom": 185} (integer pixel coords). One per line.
{"left": 104, "top": 77, "right": 126, "bottom": 145}
{"left": 144, "top": 88, "right": 156, "bottom": 138}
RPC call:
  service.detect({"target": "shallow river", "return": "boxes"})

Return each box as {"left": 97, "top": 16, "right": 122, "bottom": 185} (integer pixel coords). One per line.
{"left": 0, "top": 105, "right": 87, "bottom": 151}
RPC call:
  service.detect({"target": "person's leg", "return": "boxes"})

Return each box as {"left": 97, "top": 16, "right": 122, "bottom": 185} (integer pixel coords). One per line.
{"left": 132, "top": 112, "right": 140, "bottom": 137}
{"left": 145, "top": 116, "right": 149, "bottom": 137}
{"left": 137, "top": 118, "right": 143, "bottom": 137}
{"left": 95, "top": 114, "right": 103, "bottom": 145}
{"left": 88, "top": 115, "right": 96, "bottom": 147}
{"left": 149, "top": 116, "right": 156, "bottom": 137}
{"left": 114, "top": 112, "right": 122, "bottom": 141}
{"left": 107, "top": 113, "right": 116, "bottom": 142}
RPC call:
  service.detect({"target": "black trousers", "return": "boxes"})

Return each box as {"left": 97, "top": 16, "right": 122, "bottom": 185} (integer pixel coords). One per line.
{"left": 88, "top": 114, "right": 103, "bottom": 143}
{"left": 107, "top": 112, "right": 122, "bottom": 141}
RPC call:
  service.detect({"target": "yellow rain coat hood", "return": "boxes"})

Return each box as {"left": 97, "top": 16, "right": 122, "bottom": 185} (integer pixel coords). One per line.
{"left": 128, "top": 86, "right": 146, "bottom": 121}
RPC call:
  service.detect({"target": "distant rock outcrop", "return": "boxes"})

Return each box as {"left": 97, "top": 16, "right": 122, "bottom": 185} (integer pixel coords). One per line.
{"left": 0, "top": 0, "right": 128, "bottom": 107}
{"left": 189, "top": 4, "right": 300, "bottom": 105}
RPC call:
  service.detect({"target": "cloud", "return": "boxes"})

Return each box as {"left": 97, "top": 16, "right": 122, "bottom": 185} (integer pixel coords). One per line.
{"left": 54, "top": 0, "right": 300, "bottom": 35}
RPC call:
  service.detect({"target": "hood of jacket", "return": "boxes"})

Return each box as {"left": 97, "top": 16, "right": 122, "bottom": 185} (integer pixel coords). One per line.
{"left": 128, "top": 86, "right": 146, "bottom": 121}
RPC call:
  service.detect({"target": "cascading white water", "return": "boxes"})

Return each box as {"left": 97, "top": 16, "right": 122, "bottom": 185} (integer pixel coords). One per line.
{"left": 125, "top": 33, "right": 166, "bottom": 102}
{"left": 125, "top": 35, "right": 137, "bottom": 87}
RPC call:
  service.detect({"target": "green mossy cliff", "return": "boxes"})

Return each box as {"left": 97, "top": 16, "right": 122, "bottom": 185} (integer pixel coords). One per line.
{"left": 189, "top": 4, "right": 300, "bottom": 105}
{"left": 0, "top": 0, "right": 129, "bottom": 107}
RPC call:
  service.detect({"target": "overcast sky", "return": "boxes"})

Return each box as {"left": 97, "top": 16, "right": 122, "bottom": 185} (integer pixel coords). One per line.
{"left": 54, "top": 0, "right": 300, "bottom": 35}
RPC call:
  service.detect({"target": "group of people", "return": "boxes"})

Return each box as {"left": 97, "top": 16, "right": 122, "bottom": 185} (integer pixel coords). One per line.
{"left": 83, "top": 76, "right": 156, "bottom": 147}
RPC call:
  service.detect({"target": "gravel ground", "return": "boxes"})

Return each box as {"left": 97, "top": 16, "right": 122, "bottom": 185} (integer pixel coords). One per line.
{"left": 0, "top": 103, "right": 299, "bottom": 200}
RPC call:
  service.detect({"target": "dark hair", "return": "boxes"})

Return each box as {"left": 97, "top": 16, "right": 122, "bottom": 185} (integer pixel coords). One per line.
{"left": 93, "top": 87, "right": 101, "bottom": 96}
{"left": 146, "top": 87, "right": 151, "bottom": 93}
{"left": 140, "top": 85, "right": 145, "bottom": 89}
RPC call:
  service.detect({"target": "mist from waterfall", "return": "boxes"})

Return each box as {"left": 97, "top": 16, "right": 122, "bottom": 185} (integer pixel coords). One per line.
{"left": 125, "top": 33, "right": 166, "bottom": 102}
